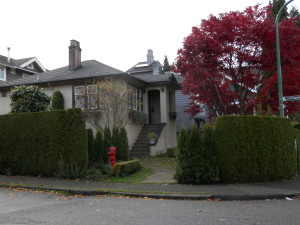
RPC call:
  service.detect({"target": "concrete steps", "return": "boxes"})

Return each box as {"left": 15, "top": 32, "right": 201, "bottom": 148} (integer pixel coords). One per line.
{"left": 130, "top": 124, "right": 162, "bottom": 157}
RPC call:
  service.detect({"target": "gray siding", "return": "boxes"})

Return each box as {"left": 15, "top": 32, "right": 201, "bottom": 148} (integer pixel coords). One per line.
{"left": 175, "top": 90, "right": 207, "bottom": 132}
{"left": 175, "top": 90, "right": 195, "bottom": 131}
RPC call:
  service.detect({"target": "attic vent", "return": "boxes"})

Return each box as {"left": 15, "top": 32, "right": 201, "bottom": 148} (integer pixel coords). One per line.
{"left": 27, "top": 63, "right": 33, "bottom": 69}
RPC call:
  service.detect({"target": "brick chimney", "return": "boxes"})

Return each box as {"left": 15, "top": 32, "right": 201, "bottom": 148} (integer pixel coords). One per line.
{"left": 69, "top": 40, "right": 81, "bottom": 70}
{"left": 147, "top": 49, "right": 154, "bottom": 64}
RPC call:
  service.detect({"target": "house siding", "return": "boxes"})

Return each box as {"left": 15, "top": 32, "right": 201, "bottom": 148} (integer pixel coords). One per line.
{"left": 175, "top": 90, "right": 195, "bottom": 131}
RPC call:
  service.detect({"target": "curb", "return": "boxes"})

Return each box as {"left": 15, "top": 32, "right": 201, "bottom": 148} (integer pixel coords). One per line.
{"left": 1, "top": 183, "right": 299, "bottom": 201}
{"left": 0, "top": 183, "right": 211, "bottom": 200}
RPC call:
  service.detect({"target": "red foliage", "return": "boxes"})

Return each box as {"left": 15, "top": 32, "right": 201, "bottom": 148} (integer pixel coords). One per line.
{"left": 176, "top": 4, "right": 300, "bottom": 118}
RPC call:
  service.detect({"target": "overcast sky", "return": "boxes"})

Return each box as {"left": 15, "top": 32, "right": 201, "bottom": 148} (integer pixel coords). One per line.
{"left": 1, "top": 0, "right": 300, "bottom": 71}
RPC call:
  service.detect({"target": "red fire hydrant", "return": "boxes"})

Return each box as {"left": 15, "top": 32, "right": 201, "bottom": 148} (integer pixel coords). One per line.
{"left": 108, "top": 146, "right": 116, "bottom": 167}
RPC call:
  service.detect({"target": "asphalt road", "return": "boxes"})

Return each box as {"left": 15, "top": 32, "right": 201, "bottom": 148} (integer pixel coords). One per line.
{"left": 0, "top": 187, "right": 300, "bottom": 225}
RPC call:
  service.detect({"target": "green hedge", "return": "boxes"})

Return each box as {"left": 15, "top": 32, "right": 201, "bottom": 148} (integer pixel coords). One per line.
{"left": 0, "top": 109, "right": 88, "bottom": 177}
{"left": 215, "top": 116, "right": 296, "bottom": 183}
{"left": 167, "top": 147, "right": 176, "bottom": 158}
{"left": 295, "top": 128, "right": 300, "bottom": 173}
{"left": 175, "top": 125, "right": 218, "bottom": 184}
{"left": 113, "top": 159, "right": 141, "bottom": 177}
{"left": 51, "top": 91, "right": 64, "bottom": 109}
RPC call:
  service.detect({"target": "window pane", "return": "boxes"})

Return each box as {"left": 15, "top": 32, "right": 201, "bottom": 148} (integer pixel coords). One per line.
{"left": 0, "top": 68, "right": 4, "bottom": 80}
{"left": 75, "top": 95, "right": 85, "bottom": 109}
{"left": 87, "top": 95, "right": 98, "bottom": 109}
{"left": 75, "top": 86, "right": 85, "bottom": 95}
{"left": 87, "top": 85, "right": 97, "bottom": 94}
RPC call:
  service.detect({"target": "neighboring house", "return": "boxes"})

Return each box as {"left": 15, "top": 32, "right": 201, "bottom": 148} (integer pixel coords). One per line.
{"left": 175, "top": 75, "right": 207, "bottom": 132}
{"left": 0, "top": 40, "right": 179, "bottom": 156}
{"left": 127, "top": 50, "right": 208, "bottom": 132}
{"left": 0, "top": 52, "right": 46, "bottom": 83}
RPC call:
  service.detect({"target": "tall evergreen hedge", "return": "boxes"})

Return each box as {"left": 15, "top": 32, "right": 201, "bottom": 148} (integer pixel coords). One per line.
{"left": 0, "top": 109, "right": 88, "bottom": 177}
{"left": 295, "top": 128, "right": 300, "bottom": 173}
{"left": 87, "top": 129, "right": 94, "bottom": 165}
{"left": 94, "top": 131, "right": 105, "bottom": 162}
{"left": 175, "top": 125, "right": 219, "bottom": 184}
{"left": 215, "top": 116, "right": 297, "bottom": 183}
{"left": 103, "top": 127, "right": 111, "bottom": 163}
{"left": 51, "top": 91, "right": 64, "bottom": 109}
{"left": 119, "top": 127, "right": 129, "bottom": 160}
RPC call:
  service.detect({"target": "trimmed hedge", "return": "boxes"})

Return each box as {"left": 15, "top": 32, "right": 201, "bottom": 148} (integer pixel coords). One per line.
{"left": 175, "top": 125, "right": 218, "bottom": 184}
{"left": 295, "top": 128, "right": 300, "bottom": 173}
{"left": 0, "top": 109, "right": 88, "bottom": 177}
{"left": 167, "top": 147, "right": 176, "bottom": 158}
{"left": 94, "top": 131, "right": 105, "bottom": 163}
{"left": 51, "top": 91, "right": 64, "bottom": 109}
{"left": 113, "top": 159, "right": 141, "bottom": 177}
{"left": 86, "top": 129, "right": 95, "bottom": 165}
{"left": 215, "top": 116, "right": 297, "bottom": 183}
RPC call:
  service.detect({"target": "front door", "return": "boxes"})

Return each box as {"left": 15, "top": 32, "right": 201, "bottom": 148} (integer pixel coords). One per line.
{"left": 148, "top": 90, "right": 161, "bottom": 124}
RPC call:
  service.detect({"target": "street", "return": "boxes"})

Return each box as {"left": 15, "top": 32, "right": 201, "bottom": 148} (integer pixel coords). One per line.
{"left": 0, "top": 187, "right": 299, "bottom": 225}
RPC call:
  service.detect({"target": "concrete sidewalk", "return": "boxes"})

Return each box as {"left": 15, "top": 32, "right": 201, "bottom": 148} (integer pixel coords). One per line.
{"left": 1, "top": 172, "right": 300, "bottom": 200}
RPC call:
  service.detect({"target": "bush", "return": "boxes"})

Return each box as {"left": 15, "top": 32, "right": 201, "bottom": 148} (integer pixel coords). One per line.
{"left": 111, "top": 126, "right": 121, "bottom": 159}
{"left": 175, "top": 126, "right": 195, "bottom": 183}
{"left": 129, "top": 110, "right": 148, "bottom": 124}
{"left": 86, "top": 129, "right": 94, "bottom": 166}
{"left": 103, "top": 127, "right": 111, "bottom": 163}
{"left": 295, "top": 129, "right": 300, "bottom": 173}
{"left": 51, "top": 91, "right": 64, "bottom": 109}
{"left": 94, "top": 131, "right": 105, "bottom": 163}
{"left": 119, "top": 127, "right": 129, "bottom": 160}
{"left": 215, "top": 116, "right": 297, "bottom": 183}
{"left": 113, "top": 159, "right": 141, "bottom": 177}
{"left": 0, "top": 109, "right": 88, "bottom": 177}
{"left": 10, "top": 85, "right": 51, "bottom": 113}
{"left": 201, "top": 123, "right": 219, "bottom": 183}
{"left": 167, "top": 147, "right": 176, "bottom": 158}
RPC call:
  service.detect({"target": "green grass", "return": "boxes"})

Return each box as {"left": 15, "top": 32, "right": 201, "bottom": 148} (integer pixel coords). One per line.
{"left": 106, "top": 166, "right": 154, "bottom": 183}
{"left": 141, "top": 154, "right": 176, "bottom": 169}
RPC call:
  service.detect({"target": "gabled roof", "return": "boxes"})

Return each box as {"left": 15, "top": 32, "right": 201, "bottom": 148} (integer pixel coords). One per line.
{"left": 132, "top": 73, "right": 181, "bottom": 89}
{"left": 0, "top": 60, "right": 126, "bottom": 88}
{"left": 0, "top": 59, "right": 180, "bottom": 90}
{"left": 127, "top": 60, "right": 162, "bottom": 74}
{"left": 0, "top": 55, "right": 46, "bottom": 73}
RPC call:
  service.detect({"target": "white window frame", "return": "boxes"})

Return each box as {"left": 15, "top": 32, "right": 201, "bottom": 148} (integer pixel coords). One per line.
{"left": 27, "top": 63, "right": 33, "bottom": 69}
{"left": 86, "top": 85, "right": 98, "bottom": 109}
{"left": 128, "top": 85, "right": 142, "bottom": 111}
{"left": 74, "top": 86, "right": 85, "bottom": 109}
{"left": 0, "top": 67, "right": 6, "bottom": 81}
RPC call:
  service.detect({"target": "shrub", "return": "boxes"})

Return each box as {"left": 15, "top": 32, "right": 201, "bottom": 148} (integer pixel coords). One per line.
{"left": 103, "top": 126, "right": 111, "bottom": 163}
{"left": 0, "top": 109, "right": 88, "bottom": 177}
{"left": 113, "top": 159, "right": 141, "bottom": 177}
{"left": 201, "top": 123, "right": 219, "bottom": 183}
{"left": 10, "top": 85, "right": 51, "bottom": 113}
{"left": 51, "top": 91, "right": 64, "bottom": 109}
{"left": 129, "top": 110, "right": 147, "bottom": 124}
{"left": 175, "top": 126, "right": 194, "bottom": 183}
{"left": 295, "top": 128, "right": 300, "bottom": 173}
{"left": 94, "top": 131, "right": 105, "bottom": 162}
{"left": 215, "top": 116, "right": 296, "bottom": 183}
{"left": 86, "top": 129, "right": 94, "bottom": 165}
{"left": 119, "top": 127, "right": 129, "bottom": 160}
{"left": 111, "top": 126, "right": 121, "bottom": 159}
{"left": 167, "top": 147, "right": 176, "bottom": 158}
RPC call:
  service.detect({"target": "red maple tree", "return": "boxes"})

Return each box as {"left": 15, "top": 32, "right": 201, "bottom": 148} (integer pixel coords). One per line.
{"left": 175, "top": 4, "right": 300, "bottom": 118}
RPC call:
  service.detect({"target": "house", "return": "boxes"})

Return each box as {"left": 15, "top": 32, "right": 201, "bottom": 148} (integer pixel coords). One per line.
{"left": 0, "top": 40, "right": 179, "bottom": 156}
{"left": 0, "top": 49, "right": 46, "bottom": 83}
{"left": 174, "top": 75, "right": 207, "bottom": 132}
{"left": 127, "top": 51, "right": 208, "bottom": 132}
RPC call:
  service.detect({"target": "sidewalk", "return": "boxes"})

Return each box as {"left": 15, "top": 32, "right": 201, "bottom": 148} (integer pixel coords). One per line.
{"left": 1, "top": 162, "right": 300, "bottom": 200}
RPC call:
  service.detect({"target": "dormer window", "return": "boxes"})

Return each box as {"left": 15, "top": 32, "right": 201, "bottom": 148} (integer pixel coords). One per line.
{"left": 0, "top": 67, "right": 6, "bottom": 81}
{"left": 27, "top": 63, "right": 33, "bottom": 69}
